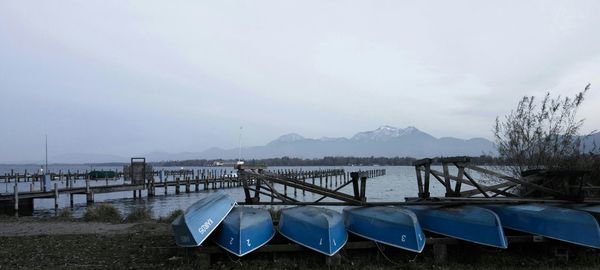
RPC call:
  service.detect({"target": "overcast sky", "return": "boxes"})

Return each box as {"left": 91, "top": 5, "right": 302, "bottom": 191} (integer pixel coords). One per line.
{"left": 1, "top": 1, "right": 599, "bottom": 163}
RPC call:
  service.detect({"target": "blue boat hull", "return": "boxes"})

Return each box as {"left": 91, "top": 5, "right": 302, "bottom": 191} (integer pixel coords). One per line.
{"left": 483, "top": 204, "right": 600, "bottom": 249}
{"left": 279, "top": 206, "right": 348, "bottom": 256}
{"left": 171, "top": 191, "right": 236, "bottom": 247}
{"left": 570, "top": 204, "right": 600, "bottom": 216}
{"left": 213, "top": 207, "right": 275, "bottom": 256}
{"left": 405, "top": 205, "right": 508, "bottom": 248}
{"left": 344, "top": 206, "right": 426, "bottom": 253}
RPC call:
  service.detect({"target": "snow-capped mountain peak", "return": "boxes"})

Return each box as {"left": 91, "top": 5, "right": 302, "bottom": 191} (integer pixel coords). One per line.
{"left": 351, "top": 125, "right": 422, "bottom": 141}
{"left": 267, "top": 133, "right": 306, "bottom": 145}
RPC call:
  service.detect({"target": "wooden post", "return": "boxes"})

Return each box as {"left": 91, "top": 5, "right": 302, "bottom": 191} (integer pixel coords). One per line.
{"left": 294, "top": 175, "right": 297, "bottom": 196}
{"left": 54, "top": 183, "right": 59, "bottom": 210}
{"left": 351, "top": 172, "right": 360, "bottom": 200}
{"left": 424, "top": 164, "right": 431, "bottom": 198}
{"left": 442, "top": 163, "right": 453, "bottom": 197}
{"left": 70, "top": 193, "right": 74, "bottom": 208}
{"left": 271, "top": 182, "right": 274, "bottom": 202}
{"left": 360, "top": 175, "right": 367, "bottom": 202}
{"left": 86, "top": 179, "right": 94, "bottom": 205}
{"left": 86, "top": 191, "right": 94, "bottom": 205}
{"left": 186, "top": 178, "right": 190, "bottom": 193}
{"left": 176, "top": 178, "right": 180, "bottom": 194}
{"left": 203, "top": 175, "right": 207, "bottom": 191}
{"left": 454, "top": 165, "right": 464, "bottom": 196}
{"left": 14, "top": 184, "right": 19, "bottom": 217}
{"left": 416, "top": 166, "right": 424, "bottom": 197}
{"left": 302, "top": 177, "right": 306, "bottom": 195}
{"left": 148, "top": 178, "right": 155, "bottom": 197}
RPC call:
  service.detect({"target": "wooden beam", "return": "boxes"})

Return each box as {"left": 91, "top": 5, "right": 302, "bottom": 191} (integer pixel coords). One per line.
{"left": 412, "top": 158, "right": 433, "bottom": 166}
{"left": 465, "top": 165, "right": 566, "bottom": 197}
{"left": 428, "top": 169, "right": 513, "bottom": 197}
{"left": 314, "top": 178, "right": 355, "bottom": 203}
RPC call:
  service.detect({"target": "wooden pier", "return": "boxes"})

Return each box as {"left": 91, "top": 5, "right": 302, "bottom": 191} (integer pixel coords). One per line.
{"left": 0, "top": 165, "right": 385, "bottom": 216}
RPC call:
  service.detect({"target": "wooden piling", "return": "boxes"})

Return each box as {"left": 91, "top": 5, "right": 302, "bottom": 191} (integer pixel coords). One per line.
{"left": 86, "top": 179, "right": 94, "bottom": 205}
{"left": 13, "top": 184, "right": 18, "bottom": 217}
{"left": 360, "top": 175, "right": 367, "bottom": 202}
{"left": 148, "top": 178, "right": 155, "bottom": 197}
{"left": 54, "top": 183, "right": 59, "bottom": 209}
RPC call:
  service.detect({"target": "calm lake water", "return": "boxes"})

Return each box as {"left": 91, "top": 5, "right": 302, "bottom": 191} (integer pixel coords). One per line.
{"left": 0, "top": 165, "right": 476, "bottom": 218}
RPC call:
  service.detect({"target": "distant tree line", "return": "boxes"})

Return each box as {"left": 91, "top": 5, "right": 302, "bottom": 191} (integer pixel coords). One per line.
{"left": 151, "top": 155, "right": 502, "bottom": 167}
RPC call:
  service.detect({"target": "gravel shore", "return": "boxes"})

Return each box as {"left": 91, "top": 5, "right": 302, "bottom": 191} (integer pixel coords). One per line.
{"left": 1, "top": 216, "right": 600, "bottom": 270}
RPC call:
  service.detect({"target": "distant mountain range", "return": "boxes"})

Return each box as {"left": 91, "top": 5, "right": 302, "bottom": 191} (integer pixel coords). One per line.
{"left": 186, "top": 125, "right": 497, "bottom": 161}
{"left": 36, "top": 126, "right": 599, "bottom": 164}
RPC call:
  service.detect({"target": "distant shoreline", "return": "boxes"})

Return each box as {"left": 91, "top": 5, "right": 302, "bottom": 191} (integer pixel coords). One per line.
{"left": 0, "top": 155, "right": 502, "bottom": 168}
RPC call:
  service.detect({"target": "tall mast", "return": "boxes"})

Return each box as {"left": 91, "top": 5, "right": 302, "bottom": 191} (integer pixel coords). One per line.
{"left": 45, "top": 134, "right": 48, "bottom": 175}
{"left": 238, "top": 126, "right": 243, "bottom": 161}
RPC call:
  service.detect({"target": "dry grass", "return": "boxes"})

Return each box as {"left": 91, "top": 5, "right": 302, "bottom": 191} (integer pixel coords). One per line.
{"left": 83, "top": 203, "right": 122, "bottom": 223}
{"left": 160, "top": 209, "right": 184, "bottom": 223}
{"left": 125, "top": 208, "right": 153, "bottom": 223}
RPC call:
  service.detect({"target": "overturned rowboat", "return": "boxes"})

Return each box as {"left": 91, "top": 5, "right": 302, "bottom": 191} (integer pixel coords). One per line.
{"left": 344, "top": 206, "right": 426, "bottom": 253}
{"left": 483, "top": 204, "right": 600, "bottom": 249}
{"left": 278, "top": 206, "right": 348, "bottom": 256}
{"left": 171, "top": 191, "right": 236, "bottom": 247}
{"left": 405, "top": 205, "right": 508, "bottom": 248}
{"left": 213, "top": 207, "right": 275, "bottom": 256}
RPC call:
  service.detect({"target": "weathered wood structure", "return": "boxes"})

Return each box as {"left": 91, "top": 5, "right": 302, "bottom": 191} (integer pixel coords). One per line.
{"left": 236, "top": 164, "right": 386, "bottom": 205}
{"left": 410, "top": 156, "right": 600, "bottom": 204}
